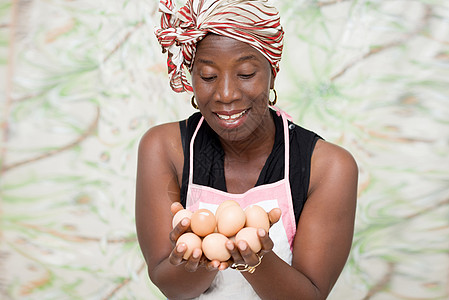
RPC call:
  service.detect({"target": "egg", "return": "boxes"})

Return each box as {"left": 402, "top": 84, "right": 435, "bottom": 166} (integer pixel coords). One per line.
{"left": 244, "top": 205, "right": 270, "bottom": 232}
{"left": 176, "top": 232, "right": 202, "bottom": 260}
{"left": 217, "top": 205, "right": 246, "bottom": 237}
{"left": 172, "top": 209, "right": 193, "bottom": 228}
{"left": 235, "top": 227, "right": 262, "bottom": 253}
{"left": 190, "top": 208, "right": 216, "bottom": 237}
{"left": 202, "top": 233, "right": 231, "bottom": 261}
{"left": 215, "top": 200, "right": 240, "bottom": 220}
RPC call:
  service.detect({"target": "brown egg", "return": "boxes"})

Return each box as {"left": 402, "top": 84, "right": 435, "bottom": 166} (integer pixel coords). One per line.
{"left": 244, "top": 205, "right": 270, "bottom": 232}
{"left": 172, "top": 209, "right": 193, "bottom": 228}
{"left": 235, "top": 227, "right": 262, "bottom": 253}
{"left": 217, "top": 205, "right": 246, "bottom": 237}
{"left": 202, "top": 233, "right": 231, "bottom": 261}
{"left": 215, "top": 200, "right": 240, "bottom": 220}
{"left": 176, "top": 232, "right": 202, "bottom": 260}
{"left": 190, "top": 208, "right": 216, "bottom": 237}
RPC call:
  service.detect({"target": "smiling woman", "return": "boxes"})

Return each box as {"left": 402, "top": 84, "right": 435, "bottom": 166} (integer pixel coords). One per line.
{"left": 191, "top": 34, "right": 274, "bottom": 142}
{"left": 1, "top": 0, "right": 448, "bottom": 299}
{"left": 135, "top": 0, "right": 358, "bottom": 299}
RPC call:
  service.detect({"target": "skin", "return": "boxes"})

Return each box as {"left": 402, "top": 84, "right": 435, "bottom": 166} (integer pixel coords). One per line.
{"left": 135, "top": 34, "right": 358, "bottom": 299}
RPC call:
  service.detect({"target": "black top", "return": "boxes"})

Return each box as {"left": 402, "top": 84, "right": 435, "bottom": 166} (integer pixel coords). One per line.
{"left": 179, "top": 109, "right": 321, "bottom": 225}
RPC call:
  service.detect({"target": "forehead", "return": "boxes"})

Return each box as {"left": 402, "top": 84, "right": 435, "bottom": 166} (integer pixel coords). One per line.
{"left": 194, "top": 34, "right": 269, "bottom": 67}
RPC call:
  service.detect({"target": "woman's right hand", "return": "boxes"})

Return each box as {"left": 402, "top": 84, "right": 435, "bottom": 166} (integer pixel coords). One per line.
{"left": 168, "top": 202, "right": 224, "bottom": 272}
{"left": 168, "top": 214, "right": 204, "bottom": 272}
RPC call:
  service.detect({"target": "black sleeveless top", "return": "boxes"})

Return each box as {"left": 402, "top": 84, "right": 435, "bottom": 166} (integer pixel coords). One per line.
{"left": 179, "top": 109, "right": 321, "bottom": 225}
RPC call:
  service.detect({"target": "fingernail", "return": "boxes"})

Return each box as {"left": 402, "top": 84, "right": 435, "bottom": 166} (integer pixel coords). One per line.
{"left": 192, "top": 249, "right": 200, "bottom": 259}
{"left": 258, "top": 228, "right": 266, "bottom": 237}
{"left": 226, "top": 241, "right": 234, "bottom": 250}
{"left": 181, "top": 218, "right": 189, "bottom": 226}
{"left": 239, "top": 242, "right": 247, "bottom": 251}
{"left": 177, "top": 243, "right": 185, "bottom": 251}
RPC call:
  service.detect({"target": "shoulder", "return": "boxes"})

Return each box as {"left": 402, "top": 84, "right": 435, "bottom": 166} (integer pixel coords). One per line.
{"left": 312, "top": 139, "right": 358, "bottom": 172}
{"left": 139, "top": 112, "right": 201, "bottom": 148}
{"left": 139, "top": 122, "right": 181, "bottom": 154}
{"left": 137, "top": 121, "right": 184, "bottom": 173}
{"left": 309, "top": 139, "right": 358, "bottom": 198}
{"left": 286, "top": 118, "right": 320, "bottom": 148}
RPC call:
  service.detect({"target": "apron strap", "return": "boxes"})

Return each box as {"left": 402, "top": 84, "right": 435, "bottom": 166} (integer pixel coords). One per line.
{"left": 189, "top": 116, "right": 204, "bottom": 186}
{"left": 188, "top": 110, "right": 291, "bottom": 186}
{"left": 280, "top": 111, "right": 290, "bottom": 180}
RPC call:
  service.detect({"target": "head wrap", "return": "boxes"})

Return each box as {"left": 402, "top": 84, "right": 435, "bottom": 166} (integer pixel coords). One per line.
{"left": 155, "top": 0, "right": 284, "bottom": 93}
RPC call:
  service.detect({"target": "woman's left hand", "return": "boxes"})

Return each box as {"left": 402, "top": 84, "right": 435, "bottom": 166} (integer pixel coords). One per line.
{"left": 225, "top": 228, "right": 272, "bottom": 270}
{"left": 225, "top": 207, "right": 282, "bottom": 271}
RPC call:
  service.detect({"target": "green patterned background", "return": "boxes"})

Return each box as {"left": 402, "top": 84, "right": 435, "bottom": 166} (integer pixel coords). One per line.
{"left": 1, "top": 0, "right": 448, "bottom": 299}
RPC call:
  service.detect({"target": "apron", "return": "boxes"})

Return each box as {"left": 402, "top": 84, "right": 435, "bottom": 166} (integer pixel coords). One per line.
{"left": 186, "top": 111, "right": 296, "bottom": 299}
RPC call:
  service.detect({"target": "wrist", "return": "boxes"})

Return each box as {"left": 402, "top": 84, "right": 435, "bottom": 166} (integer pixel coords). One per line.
{"left": 230, "top": 253, "right": 264, "bottom": 274}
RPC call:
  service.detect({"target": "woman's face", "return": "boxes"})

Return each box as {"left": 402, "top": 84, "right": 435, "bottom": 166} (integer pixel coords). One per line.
{"left": 191, "top": 34, "right": 274, "bottom": 142}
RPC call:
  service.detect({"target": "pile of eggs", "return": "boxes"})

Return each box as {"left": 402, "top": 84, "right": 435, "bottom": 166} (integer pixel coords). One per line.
{"left": 173, "top": 200, "right": 270, "bottom": 262}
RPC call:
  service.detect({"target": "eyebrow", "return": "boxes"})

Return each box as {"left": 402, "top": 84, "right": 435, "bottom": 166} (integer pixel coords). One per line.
{"left": 195, "top": 54, "right": 258, "bottom": 66}
{"left": 195, "top": 58, "right": 215, "bottom": 65}
{"left": 236, "top": 54, "right": 257, "bottom": 63}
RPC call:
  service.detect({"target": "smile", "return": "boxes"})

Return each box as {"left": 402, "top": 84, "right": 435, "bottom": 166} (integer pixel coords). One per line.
{"left": 216, "top": 110, "right": 247, "bottom": 121}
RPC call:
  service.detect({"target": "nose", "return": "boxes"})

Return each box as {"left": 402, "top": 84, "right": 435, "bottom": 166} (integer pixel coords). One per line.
{"left": 215, "top": 74, "right": 240, "bottom": 104}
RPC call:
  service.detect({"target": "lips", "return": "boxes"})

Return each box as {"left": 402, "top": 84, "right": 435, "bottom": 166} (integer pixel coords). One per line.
{"left": 212, "top": 109, "right": 249, "bottom": 130}
{"left": 215, "top": 109, "right": 248, "bottom": 122}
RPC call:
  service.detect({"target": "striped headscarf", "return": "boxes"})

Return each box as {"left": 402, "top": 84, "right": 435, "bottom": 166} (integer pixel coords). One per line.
{"left": 155, "top": 0, "right": 284, "bottom": 93}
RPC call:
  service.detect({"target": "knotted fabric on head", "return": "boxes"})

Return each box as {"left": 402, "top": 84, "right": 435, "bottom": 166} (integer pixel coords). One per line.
{"left": 155, "top": 0, "right": 284, "bottom": 93}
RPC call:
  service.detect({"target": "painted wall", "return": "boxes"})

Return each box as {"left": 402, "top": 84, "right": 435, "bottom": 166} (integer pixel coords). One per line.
{"left": 1, "top": 0, "right": 448, "bottom": 299}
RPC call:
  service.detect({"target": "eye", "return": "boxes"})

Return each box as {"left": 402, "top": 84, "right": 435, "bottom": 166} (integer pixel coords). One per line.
{"left": 200, "top": 75, "right": 216, "bottom": 82}
{"left": 239, "top": 72, "right": 256, "bottom": 79}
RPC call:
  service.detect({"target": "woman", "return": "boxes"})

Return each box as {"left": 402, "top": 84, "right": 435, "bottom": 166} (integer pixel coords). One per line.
{"left": 136, "top": 0, "right": 358, "bottom": 299}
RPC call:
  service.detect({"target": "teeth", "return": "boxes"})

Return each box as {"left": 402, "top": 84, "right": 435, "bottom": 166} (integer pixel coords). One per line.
{"left": 217, "top": 110, "right": 246, "bottom": 120}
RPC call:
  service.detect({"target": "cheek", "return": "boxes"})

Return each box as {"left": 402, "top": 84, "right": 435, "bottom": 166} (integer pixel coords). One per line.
{"left": 191, "top": 82, "right": 213, "bottom": 106}
{"left": 245, "top": 84, "right": 269, "bottom": 105}
{"left": 195, "top": 88, "right": 216, "bottom": 108}
{"left": 191, "top": 73, "right": 201, "bottom": 94}
{"left": 191, "top": 70, "right": 204, "bottom": 92}
{"left": 243, "top": 74, "right": 271, "bottom": 96}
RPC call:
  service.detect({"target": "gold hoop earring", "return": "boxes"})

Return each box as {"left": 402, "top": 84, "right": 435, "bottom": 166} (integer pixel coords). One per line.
{"left": 268, "top": 89, "right": 277, "bottom": 106}
{"left": 191, "top": 95, "right": 199, "bottom": 109}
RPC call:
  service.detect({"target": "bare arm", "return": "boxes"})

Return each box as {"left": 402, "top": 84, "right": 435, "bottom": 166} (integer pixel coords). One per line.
{"left": 135, "top": 123, "right": 218, "bottom": 299}
{"left": 226, "top": 140, "right": 358, "bottom": 299}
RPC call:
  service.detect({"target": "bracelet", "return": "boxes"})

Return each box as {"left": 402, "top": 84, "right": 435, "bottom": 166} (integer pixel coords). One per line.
{"left": 230, "top": 254, "right": 264, "bottom": 274}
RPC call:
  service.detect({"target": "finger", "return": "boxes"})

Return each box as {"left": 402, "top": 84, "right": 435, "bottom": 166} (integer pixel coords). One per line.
{"left": 268, "top": 208, "right": 282, "bottom": 226}
{"left": 205, "top": 260, "right": 220, "bottom": 271}
{"left": 169, "top": 243, "right": 187, "bottom": 266}
{"left": 226, "top": 240, "right": 243, "bottom": 264}
{"left": 237, "top": 240, "right": 259, "bottom": 266}
{"left": 258, "top": 228, "right": 274, "bottom": 255}
{"left": 184, "top": 248, "right": 202, "bottom": 272}
{"left": 198, "top": 254, "right": 209, "bottom": 268}
{"left": 169, "top": 217, "right": 190, "bottom": 244}
{"left": 218, "top": 261, "right": 229, "bottom": 271}
{"left": 171, "top": 202, "right": 184, "bottom": 216}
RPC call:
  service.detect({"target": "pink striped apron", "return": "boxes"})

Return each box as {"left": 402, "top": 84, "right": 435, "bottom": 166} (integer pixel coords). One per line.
{"left": 186, "top": 111, "right": 296, "bottom": 299}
